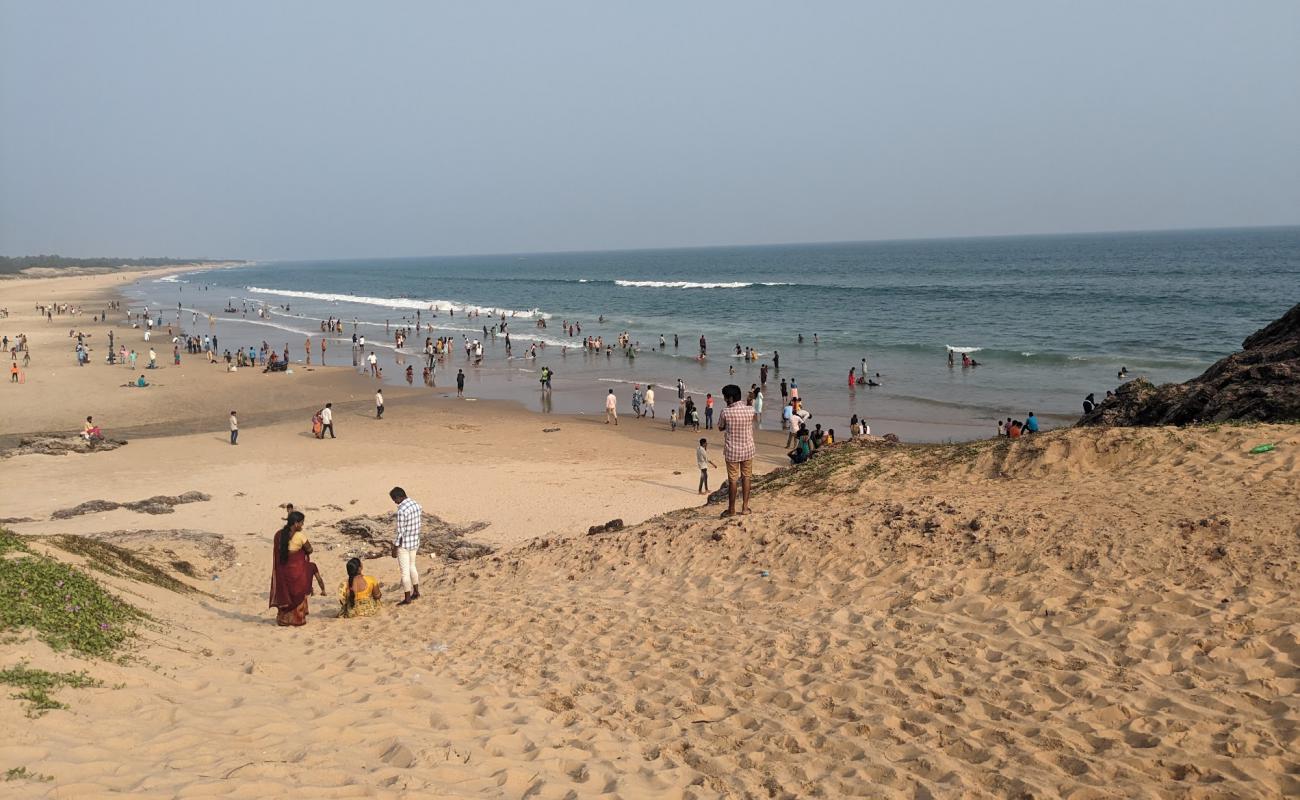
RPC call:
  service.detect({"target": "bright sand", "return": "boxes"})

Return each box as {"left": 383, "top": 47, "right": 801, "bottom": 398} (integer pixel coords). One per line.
{"left": 1, "top": 268, "right": 1297, "bottom": 797}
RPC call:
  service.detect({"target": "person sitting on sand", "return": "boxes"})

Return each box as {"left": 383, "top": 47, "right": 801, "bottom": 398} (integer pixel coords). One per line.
{"left": 135, "top": 374, "right": 149, "bottom": 388}
{"left": 82, "top": 416, "right": 102, "bottom": 441}
{"left": 268, "top": 510, "right": 314, "bottom": 626}
{"left": 788, "top": 428, "right": 812, "bottom": 464}
{"left": 1024, "top": 412, "right": 1039, "bottom": 433}
{"left": 338, "top": 557, "right": 382, "bottom": 618}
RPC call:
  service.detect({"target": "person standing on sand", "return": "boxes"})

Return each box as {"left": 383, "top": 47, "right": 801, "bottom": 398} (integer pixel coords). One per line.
{"left": 644, "top": 385, "right": 656, "bottom": 418}
{"left": 375, "top": 389, "right": 384, "bottom": 419}
{"left": 320, "top": 337, "right": 327, "bottom": 364}
{"left": 230, "top": 410, "right": 238, "bottom": 445}
{"left": 697, "top": 438, "right": 717, "bottom": 494}
{"left": 269, "top": 510, "right": 313, "bottom": 626}
{"left": 705, "top": 393, "right": 714, "bottom": 429}
{"left": 605, "top": 388, "right": 619, "bottom": 425}
{"left": 456, "top": 368, "right": 465, "bottom": 397}
{"left": 368, "top": 350, "right": 378, "bottom": 377}
{"left": 320, "top": 403, "right": 335, "bottom": 438}
{"left": 389, "top": 487, "right": 422, "bottom": 605}
{"left": 716, "top": 383, "right": 756, "bottom": 517}
{"left": 305, "top": 337, "right": 311, "bottom": 365}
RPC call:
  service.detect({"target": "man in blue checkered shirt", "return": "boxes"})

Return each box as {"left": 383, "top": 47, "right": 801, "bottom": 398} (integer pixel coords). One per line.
{"left": 389, "top": 486, "right": 422, "bottom": 605}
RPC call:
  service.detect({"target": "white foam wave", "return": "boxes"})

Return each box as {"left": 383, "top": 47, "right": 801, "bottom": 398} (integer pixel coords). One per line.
{"left": 614, "top": 280, "right": 789, "bottom": 289}
{"left": 245, "top": 286, "right": 547, "bottom": 319}
{"left": 945, "top": 345, "right": 983, "bottom": 354}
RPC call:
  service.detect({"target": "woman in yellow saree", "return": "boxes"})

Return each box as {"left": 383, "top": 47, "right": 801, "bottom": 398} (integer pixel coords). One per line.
{"left": 338, "top": 557, "right": 382, "bottom": 618}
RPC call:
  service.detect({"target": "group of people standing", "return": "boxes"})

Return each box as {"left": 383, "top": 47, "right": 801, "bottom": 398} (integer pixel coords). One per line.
{"left": 268, "top": 488, "right": 424, "bottom": 626}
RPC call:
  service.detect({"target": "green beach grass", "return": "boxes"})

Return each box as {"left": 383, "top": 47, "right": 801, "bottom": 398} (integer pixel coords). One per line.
{"left": 0, "top": 529, "right": 143, "bottom": 658}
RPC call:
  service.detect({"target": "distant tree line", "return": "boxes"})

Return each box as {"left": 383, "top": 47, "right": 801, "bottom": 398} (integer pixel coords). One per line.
{"left": 0, "top": 255, "right": 220, "bottom": 274}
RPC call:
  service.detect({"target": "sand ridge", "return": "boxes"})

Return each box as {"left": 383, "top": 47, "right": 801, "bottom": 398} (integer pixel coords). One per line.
{"left": 0, "top": 423, "right": 1296, "bottom": 797}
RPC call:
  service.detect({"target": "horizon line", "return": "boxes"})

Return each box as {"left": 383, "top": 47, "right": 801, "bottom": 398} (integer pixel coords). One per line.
{"left": 7, "top": 222, "right": 1297, "bottom": 263}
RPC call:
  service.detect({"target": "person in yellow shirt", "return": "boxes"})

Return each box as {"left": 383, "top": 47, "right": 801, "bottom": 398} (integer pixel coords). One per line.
{"left": 338, "top": 557, "right": 382, "bottom": 618}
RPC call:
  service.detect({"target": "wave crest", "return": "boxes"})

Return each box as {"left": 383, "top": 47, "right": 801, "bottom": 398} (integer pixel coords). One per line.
{"left": 245, "top": 286, "right": 546, "bottom": 319}
{"left": 613, "top": 280, "right": 791, "bottom": 289}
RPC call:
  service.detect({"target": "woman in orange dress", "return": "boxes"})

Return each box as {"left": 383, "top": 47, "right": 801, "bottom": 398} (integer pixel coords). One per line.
{"left": 269, "top": 511, "right": 313, "bottom": 626}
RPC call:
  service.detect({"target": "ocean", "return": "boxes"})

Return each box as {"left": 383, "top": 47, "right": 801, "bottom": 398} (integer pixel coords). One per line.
{"left": 127, "top": 226, "right": 1300, "bottom": 441}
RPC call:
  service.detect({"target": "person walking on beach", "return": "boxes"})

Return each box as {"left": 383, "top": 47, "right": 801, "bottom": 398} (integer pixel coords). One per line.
{"left": 605, "top": 388, "right": 619, "bottom": 425}
{"left": 375, "top": 389, "right": 384, "bottom": 419}
{"left": 631, "top": 384, "right": 643, "bottom": 418}
{"left": 456, "top": 368, "right": 465, "bottom": 397}
{"left": 320, "top": 403, "right": 335, "bottom": 438}
{"left": 229, "top": 410, "right": 238, "bottom": 445}
{"left": 697, "top": 438, "right": 717, "bottom": 494}
{"left": 367, "top": 350, "right": 378, "bottom": 377}
{"left": 389, "top": 487, "right": 422, "bottom": 605}
{"left": 644, "top": 385, "right": 656, "bottom": 418}
{"left": 676, "top": 378, "right": 686, "bottom": 412}
{"left": 704, "top": 393, "right": 714, "bottom": 429}
{"left": 320, "top": 337, "right": 327, "bottom": 364}
{"left": 305, "top": 337, "right": 311, "bottom": 365}
{"left": 716, "top": 384, "right": 756, "bottom": 517}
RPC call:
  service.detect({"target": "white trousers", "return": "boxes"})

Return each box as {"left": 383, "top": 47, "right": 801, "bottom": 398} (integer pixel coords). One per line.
{"left": 396, "top": 546, "right": 420, "bottom": 593}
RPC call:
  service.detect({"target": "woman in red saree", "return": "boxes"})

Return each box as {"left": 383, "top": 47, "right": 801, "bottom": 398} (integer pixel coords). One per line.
{"left": 269, "top": 511, "right": 313, "bottom": 626}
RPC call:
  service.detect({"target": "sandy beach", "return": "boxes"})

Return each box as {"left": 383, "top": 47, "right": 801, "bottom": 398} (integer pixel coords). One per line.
{"left": 1, "top": 268, "right": 1298, "bottom": 798}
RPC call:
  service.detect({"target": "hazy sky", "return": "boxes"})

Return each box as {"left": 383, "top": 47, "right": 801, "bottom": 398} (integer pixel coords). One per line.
{"left": 2, "top": 1, "right": 1298, "bottom": 259}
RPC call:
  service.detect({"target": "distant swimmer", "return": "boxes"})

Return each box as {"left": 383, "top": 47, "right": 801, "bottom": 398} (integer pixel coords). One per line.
{"left": 699, "top": 334, "right": 707, "bottom": 356}
{"left": 1117, "top": 366, "right": 1129, "bottom": 379}
{"left": 797, "top": 334, "right": 804, "bottom": 344}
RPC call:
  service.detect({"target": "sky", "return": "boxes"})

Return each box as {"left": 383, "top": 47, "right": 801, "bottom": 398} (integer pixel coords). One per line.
{"left": 1, "top": 1, "right": 1298, "bottom": 260}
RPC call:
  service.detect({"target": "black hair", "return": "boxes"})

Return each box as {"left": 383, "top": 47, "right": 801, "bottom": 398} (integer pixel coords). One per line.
{"left": 699, "top": 438, "right": 707, "bottom": 446}
{"left": 343, "top": 558, "right": 362, "bottom": 612}
{"left": 722, "top": 384, "right": 742, "bottom": 403}
{"left": 278, "top": 510, "right": 305, "bottom": 564}
{"left": 389, "top": 486, "right": 406, "bottom": 502}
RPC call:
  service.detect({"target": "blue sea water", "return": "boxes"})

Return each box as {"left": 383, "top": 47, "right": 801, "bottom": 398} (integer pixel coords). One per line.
{"left": 129, "top": 227, "right": 1300, "bottom": 441}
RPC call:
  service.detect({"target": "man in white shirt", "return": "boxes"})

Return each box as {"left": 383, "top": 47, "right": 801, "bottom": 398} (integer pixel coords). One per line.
{"left": 644, "top": 385, "right": 656, "bottom": 418}
{"left": 367, "top": 350, "right": 378, "bottom": 377}
{"left": 375, "top": 389, "right": 384, "bottom": 419}
{"left": 604, "top": 389, "right": 618, "bottom": 425}
{"left": 389, "top": 486, "right": 422, "bottom": 605}
{"left": 320, "top": 403, "right": 335, "bottom": 438}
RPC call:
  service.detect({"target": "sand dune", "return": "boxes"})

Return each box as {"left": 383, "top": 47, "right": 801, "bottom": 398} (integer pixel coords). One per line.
{"left": 2, "top": 423, "right": 1296, "bottom": 798}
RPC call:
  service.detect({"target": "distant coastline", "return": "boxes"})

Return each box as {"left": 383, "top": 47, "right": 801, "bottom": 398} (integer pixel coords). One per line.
{"left": 0, "top": 256, "right": 250, "bottom": 279}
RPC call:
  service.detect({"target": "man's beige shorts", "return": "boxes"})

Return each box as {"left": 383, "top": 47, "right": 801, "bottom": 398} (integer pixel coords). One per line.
{"left": 726, "top": 459, "right": 753, "bottom": 482}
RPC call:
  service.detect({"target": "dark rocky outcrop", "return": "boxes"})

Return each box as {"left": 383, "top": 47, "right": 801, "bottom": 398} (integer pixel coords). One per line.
{"left": 335, "top": 513, "right": 493, "bottom": 561}
{"left": 1078, "top": 302, "right": 1300, "bottom": 427}
{"left": 51, "top": 491, "right": 211, "bottom": 519}
{"left": 2, "top": 435, "right": 127, "bottom": 458}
